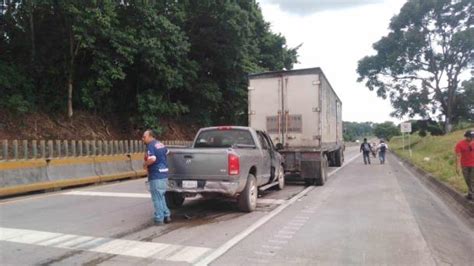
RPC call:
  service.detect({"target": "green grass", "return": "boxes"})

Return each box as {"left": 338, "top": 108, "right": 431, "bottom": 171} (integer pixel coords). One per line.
{"left": 390, "top": 130, "right": 468, "bottom": 194}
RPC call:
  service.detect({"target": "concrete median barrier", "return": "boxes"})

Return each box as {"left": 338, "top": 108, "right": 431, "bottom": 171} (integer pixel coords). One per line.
{"left": 94, "top": 154, "right": 138, "bottom": 182}
{"left": 0, "top": 160, "right": 48, "bottom": 197}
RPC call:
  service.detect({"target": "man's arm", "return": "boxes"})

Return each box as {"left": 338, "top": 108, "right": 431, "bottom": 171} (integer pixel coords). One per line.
{"left": 455, "top": 152, "right": 462, "bottom": 175}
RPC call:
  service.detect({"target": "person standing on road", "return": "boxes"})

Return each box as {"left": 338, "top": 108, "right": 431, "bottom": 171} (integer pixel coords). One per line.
{"left": 360, "top": 138, "right": 372, "bottom": 165}
{"left": 376, "top": 140, "right": 388, "bottom": 164}
{"left": 143, "top": 129, "right": 172, "bottom": 225}
{"left": 455, "top": 130, "right": 474, "bottom": 201}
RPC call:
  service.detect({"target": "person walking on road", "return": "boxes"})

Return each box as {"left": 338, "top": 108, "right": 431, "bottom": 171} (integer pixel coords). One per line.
{"left": 376, "top": 140, "right": 388, "bottom": 164}
{"left": 455, "top": 130, "right": 474, "bottom": 201}
{"left": 360, "top": 138, "right": 372, "bottom": 165}
{"left": 143, "top": 129, "right": 172, "bottom": 224}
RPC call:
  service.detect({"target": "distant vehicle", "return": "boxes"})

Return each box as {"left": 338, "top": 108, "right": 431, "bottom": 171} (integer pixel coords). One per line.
{"left": 248, "top": 67, "right": 344, "bottom": 186}
{"left": 356, "top": 140, "right": 360, "bottom": 143}
{"left": 166, "top": 126, "right": 285, "bottom": 212}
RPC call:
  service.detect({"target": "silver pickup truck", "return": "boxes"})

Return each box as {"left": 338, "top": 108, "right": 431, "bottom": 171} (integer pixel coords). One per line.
{"left": 166, "top": 126, "right": 285, "bottom": 212}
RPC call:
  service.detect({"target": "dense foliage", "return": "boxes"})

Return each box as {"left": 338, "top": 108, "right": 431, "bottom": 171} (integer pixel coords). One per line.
{"left": 0, "top": 0, "right": 299, "bottom": 131}
{"left": 357, "top": 0, "right": 473, "bottom": 133}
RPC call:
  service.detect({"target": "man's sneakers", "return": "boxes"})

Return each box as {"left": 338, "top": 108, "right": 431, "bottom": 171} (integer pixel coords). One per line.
{"left": 154, "top": 216, "right": 172, "bottom": 226}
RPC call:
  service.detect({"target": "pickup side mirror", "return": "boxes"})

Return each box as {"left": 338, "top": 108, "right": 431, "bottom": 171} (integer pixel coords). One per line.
{"left": 275, "top": 143, "right": 284, "bottom": 151}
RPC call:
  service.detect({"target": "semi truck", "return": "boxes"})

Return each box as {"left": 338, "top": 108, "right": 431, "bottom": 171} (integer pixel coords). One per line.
{"left": 248, "top": 67, "right": 344, "bottom": 186}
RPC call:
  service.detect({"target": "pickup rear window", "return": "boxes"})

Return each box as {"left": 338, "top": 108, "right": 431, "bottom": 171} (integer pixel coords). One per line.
{"left": 194, "top": 129, "right": 255, "bottom": 148}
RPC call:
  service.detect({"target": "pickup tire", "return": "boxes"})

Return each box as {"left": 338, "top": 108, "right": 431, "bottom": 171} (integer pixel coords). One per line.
{"left": 334, "top": 149, "right": 343, "bottom": 167}
{"left": 277, "top": 166, "right": 285, "bottom": 190}
{"left": 238, "top": 174, "right": 257, "bottom": 212}
{"left": 165, "top": 192, "right": 185, "bottom": 209}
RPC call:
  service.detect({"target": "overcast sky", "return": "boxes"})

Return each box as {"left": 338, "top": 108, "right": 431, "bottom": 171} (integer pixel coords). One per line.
{"left": 257, "top": 0, "right": 407, "bottom": 123}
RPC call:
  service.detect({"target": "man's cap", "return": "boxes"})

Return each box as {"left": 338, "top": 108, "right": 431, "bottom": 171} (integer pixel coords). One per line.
{"left": 464, "top": 130, "right": 473, "bottom": 137}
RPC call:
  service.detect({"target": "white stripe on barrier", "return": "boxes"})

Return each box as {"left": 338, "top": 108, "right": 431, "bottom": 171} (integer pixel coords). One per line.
{"left": 0, "top": 227, "right": 211, "bottom": 263}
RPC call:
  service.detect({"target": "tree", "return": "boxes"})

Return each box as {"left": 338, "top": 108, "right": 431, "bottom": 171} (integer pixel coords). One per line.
{"left": 357, "top": 0, "right": 473, "bottom": 133}
{"left": 373, "top": 122, "right": 401, "bottom": 141}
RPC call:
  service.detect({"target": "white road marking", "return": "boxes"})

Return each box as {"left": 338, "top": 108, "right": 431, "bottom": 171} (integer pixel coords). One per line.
{"left": 278, "top": 230, "right": 296, "bottom": 235}
{"left": 63, "top": 191, "right": 150, "bottom": 198}
{"left": 194, "top": 152, "right": 362, "bottom": 266}
{"left": 274, "top": 235, "right": 293, "bottom": 239}
{"left": 0, "top": 227, "right": 211, "bottom": 263}
{"left": 268, "top": 239, "right": 288, "bottom": 244}
{"left": 261, "top": 244, "right": 282, "bottom": 250}
{"left": 257, "top": 199, "right": 286, "bottom": 205}
{"left": 254, "top": 251, "right": 276, "bottom": 257}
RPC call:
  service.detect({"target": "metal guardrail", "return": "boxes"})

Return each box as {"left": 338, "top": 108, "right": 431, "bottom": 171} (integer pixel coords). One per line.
{"left": 0, "top": 140, "right": 192, "bottom": 161}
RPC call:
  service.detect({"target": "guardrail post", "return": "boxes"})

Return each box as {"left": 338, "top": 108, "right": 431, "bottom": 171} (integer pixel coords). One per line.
{"left": 119, "top": 140, "right": 124, "bottom": 154}
{"left": 2, "top": 140, "right": 8, "bottom": 161}
{"left": 64, "top": 140, "right": 69, "bottom": 157}
{"left": 97, "top": 140, "right": 102, "bottom": 155}
{"left": 23, "top": 140, "right": 28, "bottom": 160}
{"left": 78, "top": 140, "right": 83, "bottom": 156}
{"left": 47, "top": 140, "right": 53, "bottom": 158}
{"left": 13, "top": 140, "right": 18, "bottom": 160}
{"left": 91, "top": 140, "right": 96, "bottom": 156}
{"left": 56, "top": 140, "right": 61, "bottom": 157}
{"left": 40, "top": 140, "right": 46, "bottom": 158}
{"left": 104, "top": 141, "right": 109, "bottom": 155}
{"left": 124, "top": 140, "right": 129, "bottom": 154}
{"left": 71, "top": 140, "right": 76, "bottom": 156}
{"left": 85, "top": 140, "right": 90, "bottom": 156}
{"left": 114, "top": 141, "right": 118, "bottom": 155}
{"left": 32, "top": 140, "right": 37, "bottom": 159}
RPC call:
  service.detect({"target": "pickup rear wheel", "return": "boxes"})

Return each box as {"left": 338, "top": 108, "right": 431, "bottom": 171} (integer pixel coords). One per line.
{"left": 238, "top": 174, "right": 257, "bottom": 212}
{"left": 165, "top": 192, "right": 185, "bottom": 209}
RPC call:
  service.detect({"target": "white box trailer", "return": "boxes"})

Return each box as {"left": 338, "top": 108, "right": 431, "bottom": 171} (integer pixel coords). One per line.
{"left": 248, "top": 67, "right": 344, "bottom": 185}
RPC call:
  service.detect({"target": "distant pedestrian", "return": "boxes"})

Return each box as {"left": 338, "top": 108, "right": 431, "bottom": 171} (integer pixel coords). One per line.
{"left": 142, "top": 129, "right": 171, "bottom": 224}
{"left": 455, "top": 130, "right": 473, "bottom": 201}
{"left": 360, "top": 138, "right": 372, "bottom": 165}
{"left": 376, "top": 140, "right": 389, "bottom": 164}
{"left": 371, "top": 142, "right": 377, "bottom": 158}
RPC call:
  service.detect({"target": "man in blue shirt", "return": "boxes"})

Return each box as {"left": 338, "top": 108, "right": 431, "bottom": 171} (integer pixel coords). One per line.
{"left": 142, "top": 129, "right": 171, "bottom": 225}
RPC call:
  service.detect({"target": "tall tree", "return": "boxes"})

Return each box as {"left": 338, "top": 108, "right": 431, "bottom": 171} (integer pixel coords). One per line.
{"left": 357, "top": 0, "right": 473, "bottom": 133}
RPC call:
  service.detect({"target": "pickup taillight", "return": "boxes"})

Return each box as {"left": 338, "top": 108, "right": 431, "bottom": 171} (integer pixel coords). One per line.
{"left": 228, "top": 153, "right": 240, "bottom": 176}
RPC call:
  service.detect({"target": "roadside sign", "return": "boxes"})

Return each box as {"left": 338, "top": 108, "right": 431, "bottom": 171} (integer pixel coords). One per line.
{"left": 400, "top": 122, "right": 412, "bottom": 133}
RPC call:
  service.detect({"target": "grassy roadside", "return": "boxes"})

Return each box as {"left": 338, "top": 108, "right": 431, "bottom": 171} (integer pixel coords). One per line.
{"left": 389, "top": 130, "right": 469, "bottom": 194}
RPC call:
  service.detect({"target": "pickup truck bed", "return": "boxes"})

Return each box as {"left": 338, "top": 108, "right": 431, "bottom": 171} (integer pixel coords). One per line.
{"left": 166, "top": 126, "right": 285, "bottom": 212}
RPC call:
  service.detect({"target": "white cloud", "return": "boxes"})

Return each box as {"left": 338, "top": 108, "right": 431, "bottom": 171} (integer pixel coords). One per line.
{"left": 258, "top": 0, "right": 407, "bottom": 123}
{"left": 263, "top": 0, "right": 385, "bottom": 16}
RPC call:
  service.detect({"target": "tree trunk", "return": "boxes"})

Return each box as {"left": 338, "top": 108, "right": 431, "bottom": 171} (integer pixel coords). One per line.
{"left": 67, "top": 72, "right": 73, "bottom": 118}
{"left": 67, "top": 23, "right": 75, "bottom": 119}
{"left": 445, "top": 86, "right": 455, "bottom": 133}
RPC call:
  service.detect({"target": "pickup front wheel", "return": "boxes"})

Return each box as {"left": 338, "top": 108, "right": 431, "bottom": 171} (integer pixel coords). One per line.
{"left": 238, "top": 174, "right": 257, "bottom": 212}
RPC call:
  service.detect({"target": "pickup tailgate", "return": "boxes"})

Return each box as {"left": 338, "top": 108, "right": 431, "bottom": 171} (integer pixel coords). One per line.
{"left": 168, "top": 148, "right": 231, "bottom": 181}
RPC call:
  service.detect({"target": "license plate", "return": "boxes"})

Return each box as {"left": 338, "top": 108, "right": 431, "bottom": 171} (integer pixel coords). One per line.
{"left": 182, "top": 180, "right": 198, "bottom": 189}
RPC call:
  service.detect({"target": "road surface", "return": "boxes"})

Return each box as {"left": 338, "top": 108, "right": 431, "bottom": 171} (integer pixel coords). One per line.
{"left": 1, "top": 147, "right": 473, "bottom": 265}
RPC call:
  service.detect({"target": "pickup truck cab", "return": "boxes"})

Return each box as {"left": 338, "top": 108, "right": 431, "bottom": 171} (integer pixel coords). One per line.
{"left": 166, "top": 126, "right": 285, "bottom": 212}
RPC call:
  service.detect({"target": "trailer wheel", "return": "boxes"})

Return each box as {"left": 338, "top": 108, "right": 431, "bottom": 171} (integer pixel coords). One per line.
{"left": 304, "top": 178, "right": 315, "bottom": 186}
{"left": 315, "top": 155, "right": 328, "bottom": 186}
{"left": 165, "top": 192, "right": 185, "bottom": 209}
{"left": 334, "top": 149, "right": 343, "bottom": 167}
{"left": 238, "top": 174, "right": 258, "bottom": 212}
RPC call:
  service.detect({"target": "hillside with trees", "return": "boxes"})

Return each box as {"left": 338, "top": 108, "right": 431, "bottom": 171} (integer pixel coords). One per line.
{"left": 0, "top": 1, "right": 299, "bottom": 139}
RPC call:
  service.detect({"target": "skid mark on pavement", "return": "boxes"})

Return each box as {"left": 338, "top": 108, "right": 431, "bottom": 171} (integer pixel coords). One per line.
{"left": 0, "top": 227, "right": 211, "bottom": 264}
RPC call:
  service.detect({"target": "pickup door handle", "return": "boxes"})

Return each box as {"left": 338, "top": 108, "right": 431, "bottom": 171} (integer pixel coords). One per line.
{"left": 184, "top": 155, "right": 194, "bottom": 159}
